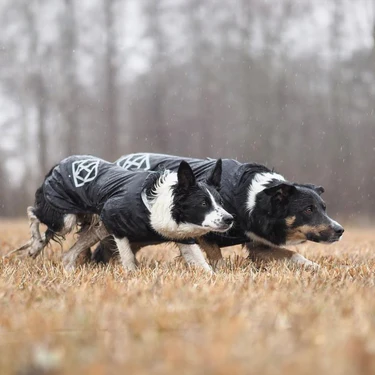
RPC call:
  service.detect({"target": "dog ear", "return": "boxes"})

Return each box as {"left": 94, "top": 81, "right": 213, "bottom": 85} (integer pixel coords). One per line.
{"left": 264, "top": 182, "right": 296, "bottom": 203}
{"left": 177, "top": 161, "right": 196, "bottom": 190}
{"left": 206, "top": 159, "right": 222, "bottom": 190}
{"left": 315, "top": 186, "right": 325, "bottom": 195}
{"left": 297, "top": 183, "right": 325, "bottom": 195}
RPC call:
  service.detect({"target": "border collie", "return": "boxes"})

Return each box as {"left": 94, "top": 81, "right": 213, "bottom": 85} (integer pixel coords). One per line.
{"left": 12, "top": 155, "right": 233, "bottom": 272}
{"left": 93, "top": 153, "right": 344, "bottom": 269}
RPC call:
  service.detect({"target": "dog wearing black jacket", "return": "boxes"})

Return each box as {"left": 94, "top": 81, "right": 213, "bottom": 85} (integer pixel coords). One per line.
{"left": 92, "top": 153, "right": 344, "bottom": 269}
{"left": 13, "top": 155, "right": 234, "bottom": 271}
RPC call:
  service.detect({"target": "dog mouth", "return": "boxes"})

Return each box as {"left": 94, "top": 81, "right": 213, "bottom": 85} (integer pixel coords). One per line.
{"left": 325, "top": 234, "right": 343, "bottom": 243}
{"left": 309, "top": 232, "right": 343, "bottom": 244}
{"left": 204, "top": 223, "right": 233, "bottom": 233}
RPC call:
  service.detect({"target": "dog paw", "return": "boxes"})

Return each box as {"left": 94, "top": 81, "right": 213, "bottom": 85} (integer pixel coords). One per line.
{"left": 290, "top": 253, "right": 320, "bottom": 270}
{"left": 63, "top": 262, "right": 76, "bottom": 272}
{"left": 122, "top": 263, "right": 138, "bottom": 272}
{"left": 62, "top": 253, "right": 77, "bottom": 272}
{"left": 28, "top": 240, "right": 45, "bottom": 259}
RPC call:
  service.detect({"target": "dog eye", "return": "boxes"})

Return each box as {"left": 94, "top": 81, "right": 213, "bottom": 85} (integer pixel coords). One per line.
{"left": 304, "top": 206, "right": 314, "bottom": 214}
{"left": 201, "top": 201, "right": 207, "bottom": 207}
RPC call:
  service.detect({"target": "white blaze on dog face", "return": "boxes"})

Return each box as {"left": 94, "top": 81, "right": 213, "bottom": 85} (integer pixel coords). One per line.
{"left": 246, "top": 172, "right": 286, "bottom": 214}
{"left": 202, "top": 189, "right": 233, "bottom": 232}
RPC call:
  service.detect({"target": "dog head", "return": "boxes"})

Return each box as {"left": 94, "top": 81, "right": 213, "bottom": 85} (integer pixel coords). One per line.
{"left": 246, "top": 174, "right": 344, "bottom": 246}
{"left": 171, "top": 160, "right": 234, "bottom": 234}
{"left": 148, "top": 160, "right": 233, "bottom": 240}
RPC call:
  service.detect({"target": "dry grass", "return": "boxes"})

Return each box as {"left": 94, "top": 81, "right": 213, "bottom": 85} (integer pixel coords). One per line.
{"left": 1, "top": 220, "right": 375, "bottom": 375}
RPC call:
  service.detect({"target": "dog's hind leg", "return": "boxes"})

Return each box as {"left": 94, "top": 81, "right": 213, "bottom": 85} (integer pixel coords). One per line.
{"left": 5, "top": 207, "right": 47, "bottom": 258}
{"left": 28, "top": 206, "right": 44, "bottom": 247}
{"left": 177, "top": 243, "right": 213, "bottom": 273}
{"left": 28, "top": 213, "right": 77, "bottom": 259}
{"left": 28, "top": 206, "right": 53, "bottom": 258}
{"left": 63, "top": 222, "right": 109, "bottom": 271}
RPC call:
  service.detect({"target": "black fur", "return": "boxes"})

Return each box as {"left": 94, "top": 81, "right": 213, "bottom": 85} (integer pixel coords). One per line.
{"left": 247, "top": 181, "right": 343, "bottom": 245}
{"left": 171, "top": 160, "right": 229, "bottom": 229}
{"left": 33, "top": 165, "right": 66, "bottom": 243}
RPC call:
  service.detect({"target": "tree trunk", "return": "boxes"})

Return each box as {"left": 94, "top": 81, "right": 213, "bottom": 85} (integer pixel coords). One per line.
{"left": 103, "top": 0, "right": 119, "bottom": 160}
{"left": 35, "top": 75, "right": 48, "bottom": 175}
{"left": 25, "top": 2, "right": 48, "bottom": 177}
{"left": 63, "top": 0, "right": 79, "bottom": 155}
{"left": 145, "top": 0, "right": 168, "bottom": 153}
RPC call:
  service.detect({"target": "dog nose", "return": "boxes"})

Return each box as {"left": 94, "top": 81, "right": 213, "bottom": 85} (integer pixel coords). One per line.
{"left": 334, "top": 225, "right": 344, "bottom": 236}
{"left": 223, "top": 215, "right": 234, "bottom": 226}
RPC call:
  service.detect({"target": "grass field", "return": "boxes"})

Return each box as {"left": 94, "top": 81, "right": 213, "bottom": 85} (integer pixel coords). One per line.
{"left": 1, "top": 220, "right": 375, "bottom": 375}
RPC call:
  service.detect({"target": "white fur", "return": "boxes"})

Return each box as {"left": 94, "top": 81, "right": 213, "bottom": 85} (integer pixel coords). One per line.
{"left": 147, "top": 172, "right": 214, "bottom": 239}
{"left": 246, "top": 172, "right": 285, "bottom": 214}
{"left": 114, "top": 237, "right": 137, "bottom": 271}
{"left": 177, "top": 244, "right": 213, "bottom": 273}
{"left": 202, "top": 189, "right": 232, "bottom": 232}
{"left": 290, "top": 253, "right": 320, "bottom": 269}
{"left": 63, "top": 214, "right": 77, "bottom": 234}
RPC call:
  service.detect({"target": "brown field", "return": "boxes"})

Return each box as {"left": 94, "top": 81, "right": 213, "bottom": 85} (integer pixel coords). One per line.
{"left": 1, "top": 220, "right": 375, "bottom": 375}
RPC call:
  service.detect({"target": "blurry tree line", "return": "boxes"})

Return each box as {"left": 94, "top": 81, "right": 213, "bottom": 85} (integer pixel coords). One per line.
{"left": 0, "top": 0, "right": 374, "bottom": 221}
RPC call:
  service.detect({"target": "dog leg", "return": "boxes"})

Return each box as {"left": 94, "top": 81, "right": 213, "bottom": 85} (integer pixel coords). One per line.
{"left": 114, "top": 237, "right": 137, "bottom": 271}
{"left": 5, "top": 207, "right": 47, "bottom": 258}
{"left": 63, "top": 223, "right": 109, "bottom": 271}
{"left": 27, "top": 206, "right": 46, "bottom": 256}
{"left": 177, "top": 243, "right": 213, "bottom": 273}
{"left": 289, "top": 252, "right": 320, "bottom": 269}
{"left": 29, "top": 213, "right": 77, "bottom": 259}
{"left": 246, "top": 242, "right": 320, "bottom": 269}
{"left": 195, "top": 238, "right": 224, "bottom": 270}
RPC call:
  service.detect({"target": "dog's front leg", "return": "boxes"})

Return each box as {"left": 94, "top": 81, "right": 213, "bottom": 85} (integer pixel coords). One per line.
{"left": 177, "top": 243, "right": 213, "bottom": 273}
{"left": 63, "top": 223, "right": 109, "bottom": 271}
{"left": 245, "top": 242, "right": 320, "bottom": 269}
{"left": 114, "top": 237, "right": 137, "bottom": 271}
{"left": 195, "top": 238, "right": 224, "bottom": 270}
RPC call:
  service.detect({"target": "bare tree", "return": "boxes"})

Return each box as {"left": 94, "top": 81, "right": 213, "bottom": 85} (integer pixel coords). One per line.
{"left": 103, "top": 0, "right": 119, "bottom": 160}
{"left": 143, "top": 0, "right": 168, "bottom": 153}
{"left": 24, "top": 1, "right": 48, "bottom": 178}
{"left": 60, "top": 0, "right": 80, "bottom": 155}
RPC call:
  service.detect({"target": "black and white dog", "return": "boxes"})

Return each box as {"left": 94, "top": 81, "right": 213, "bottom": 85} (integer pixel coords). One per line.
{"left": 93, "top": 153, "right": 344, "bottom": 269}
{"left": 15, "top": 155, "right": 234, "bottom": 272}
